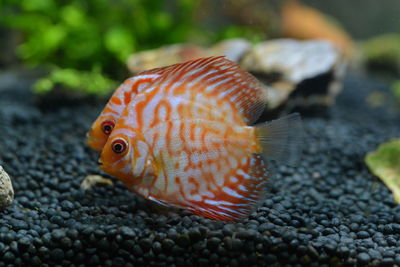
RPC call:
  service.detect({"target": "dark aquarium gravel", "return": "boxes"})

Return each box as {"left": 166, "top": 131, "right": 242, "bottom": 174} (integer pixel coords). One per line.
{"left": 0, "top": 70, "right": 400, "bottom": 266}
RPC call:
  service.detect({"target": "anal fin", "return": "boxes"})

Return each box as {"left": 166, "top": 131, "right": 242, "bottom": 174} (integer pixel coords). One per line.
{"left": 147, "top": 154, "right": 272, "bottom": 222}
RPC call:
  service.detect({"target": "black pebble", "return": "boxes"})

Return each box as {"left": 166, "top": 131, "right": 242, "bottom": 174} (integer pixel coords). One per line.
{"left": 357, "top": 252, "right": 371, "bottom": 264}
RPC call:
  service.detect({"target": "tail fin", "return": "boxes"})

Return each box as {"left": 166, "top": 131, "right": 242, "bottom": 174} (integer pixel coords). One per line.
{"left": 254, "top": 113, "right": 303, "bottom": 166}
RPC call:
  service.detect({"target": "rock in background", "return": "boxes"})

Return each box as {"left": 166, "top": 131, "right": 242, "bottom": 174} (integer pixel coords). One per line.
{"left": 241, "top": 39, "right": 346, "bottom": 119}
{"left": 205, "top": 38, "right": 252, "bottom": 62}
{"left": 126, "top": 38, "right": 346, "bottom": 118}
{"left": 127, "top": 44, "right": 205, "bottom": 74}
{"left": 0, "top": 165, "right": 14, "bottom": 209}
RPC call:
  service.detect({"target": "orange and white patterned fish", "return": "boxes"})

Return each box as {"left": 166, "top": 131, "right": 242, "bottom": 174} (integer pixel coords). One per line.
{"left": 86, "top": 65, "right": 178, "bottom": 152}
{"left": 97, "top": 56, "right": 303, "bottom": 221}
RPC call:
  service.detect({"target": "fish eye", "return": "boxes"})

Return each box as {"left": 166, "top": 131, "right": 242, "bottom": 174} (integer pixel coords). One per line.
{"left": 101, "top": 120, "right": 115, "bottom": 135}
{"left": 111, "top": 138, "right": 128, "bottom": 155}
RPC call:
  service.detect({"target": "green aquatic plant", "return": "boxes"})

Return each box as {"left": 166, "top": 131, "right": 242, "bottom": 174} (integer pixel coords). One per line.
{"left": 362, "top": 33, "right": 400, "bottom": 74}
{"left": 33, "top": 68, "right": 117, "bottom": 96}
{"left": 365, "top": 139, "right": 400, "bottom": 203}
{"left": 0, "top": 0, "right": 264, "bottom": 95}
{"left": 216, "top": 25, "right": 264, "bottom": 43}
{"left": 0, "top": 0, "right": 201, "bottom": 95}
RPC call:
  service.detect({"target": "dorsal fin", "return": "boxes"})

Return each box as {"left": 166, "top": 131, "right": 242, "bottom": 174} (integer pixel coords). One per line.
{"left": 150, "top": 56, "right": 268, "bottom": 125}
{"left": 136, "top": 62, "right": 182, "bottom": 76}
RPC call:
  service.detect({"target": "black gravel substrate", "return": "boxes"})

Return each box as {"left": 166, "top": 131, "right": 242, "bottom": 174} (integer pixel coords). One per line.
{"left": 0, "top": 70, "right": 400, "bottom": 266}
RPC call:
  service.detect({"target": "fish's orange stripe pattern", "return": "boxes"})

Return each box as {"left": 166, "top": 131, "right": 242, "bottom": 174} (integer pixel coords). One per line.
{"left": 101, "top": 57, "right": 272, "bottom": 221}
{"left": 139, "top": 119, "right": 259, "bottom": 220}
{"left": 111, "top": 97, "right": 122, "bottom": 105}
{"left": 149, "top": 57, "right": 267, "bottom": 125}
{"left": 86, "top": 64, "right": 179, "bottom": 152}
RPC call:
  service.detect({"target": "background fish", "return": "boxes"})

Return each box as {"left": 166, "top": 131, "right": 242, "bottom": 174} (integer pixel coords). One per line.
{"left": 86, "top": 65, "right": 178, "bottom": 152}
{"left": 98, "top": 57, "right": 303, "bottom": 221}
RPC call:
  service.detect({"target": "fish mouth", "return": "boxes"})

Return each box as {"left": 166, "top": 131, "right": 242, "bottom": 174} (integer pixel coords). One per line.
{"left": 98, "top": 161, "right": 108, "bottom": 173}
{"left": 97, "top": 159, "right": 104, "bottom": 166}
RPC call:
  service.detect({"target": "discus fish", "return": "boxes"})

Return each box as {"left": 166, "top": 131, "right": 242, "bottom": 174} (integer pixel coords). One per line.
{"left": 86, "top": 65, "right": 177, "bottom": 152}
{"left": 98, "top": 56, "right": 302, "bottom": 221}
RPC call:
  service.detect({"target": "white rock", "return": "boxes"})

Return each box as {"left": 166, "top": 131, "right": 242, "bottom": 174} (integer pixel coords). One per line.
{"left": 81, "top": 175, "right": 113, "bottom": 190}
{"left": 207, "top": 38, "right": 252, "bottom": 62}
{"left": 125, "top": 38, "right": 345, "bottom": 112}
{"left": 240, "top": 39, "right": 346, "bottom": 110}
{"left": 0, "top": 166, "right": 14, "bottom": 209}
{"left": 241, "top": 39, "right": 341, "bottom": 82}
{"left": 126, "top": 44, "right": 205, "bottom": 74}
{"left": 126, "top": 39, "right": 251, "bottom": 74}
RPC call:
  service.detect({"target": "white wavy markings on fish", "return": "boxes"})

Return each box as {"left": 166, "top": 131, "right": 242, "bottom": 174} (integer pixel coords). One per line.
{"left": 112, "top": 57, "right": 272, "bottom": 221}
{"left": 148, "top": 56, "right": 267, "bottom": 125}
{"left": 94, "top": 64, "right": 180, "bottom": 129}
{"left": 134, "top": 119, "right": 267, "bottom": 221}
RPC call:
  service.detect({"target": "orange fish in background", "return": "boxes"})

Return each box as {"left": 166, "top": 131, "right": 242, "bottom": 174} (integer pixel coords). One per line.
{"left": 282, "top": 0, "right": 353, "bottom": 57}
{"left": 97, "top": 57, "right": 303, "bottom": 221}
{"left": 86, "top": 64, "right": 180, "bottom": 152}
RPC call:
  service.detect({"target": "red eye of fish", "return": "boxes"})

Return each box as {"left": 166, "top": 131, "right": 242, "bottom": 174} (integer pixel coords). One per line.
{"left": 101, "top": 120, "right": 115, "bottom": 135}
{"left": 111, "top": 138, "right": 128, "bottom": 155}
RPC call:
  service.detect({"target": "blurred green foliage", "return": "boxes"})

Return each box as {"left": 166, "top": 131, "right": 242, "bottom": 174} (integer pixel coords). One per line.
{"left": 363, "top": 33, "right": 400, "bottom": 75}
{"left": 33, "top": 67, "right": 116, "bottom": 96}
{"left": 362, "top": 33, "right": 400, "bottom": 103}
{"left": 1, "top": 0, "right": 257, "bottom": 95}
{"left": 216, "top": 25, "right": 263, "bottom": 44}
{"left": 392, "top": 81, "right": 400, "bottom": 103}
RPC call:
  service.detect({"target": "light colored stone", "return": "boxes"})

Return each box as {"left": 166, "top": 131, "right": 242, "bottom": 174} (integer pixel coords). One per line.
{"left": 240, "top": 39, "right": 346, "bottom": 110}
{"left": 81, "top": 175, "right": 113, "bottom": 190}
{"left": 126, "top": 38, "right": 345, "bottom": 113}
{"left": 126, "top": 39, "right": 251, "bottom": 74}
{"left": 0, "top": 166, "right": 13, "bottom": 209}
{"left": 126, "top": 44, "right": 205, "bottom": 74}
{"left": 241, "top": 39, "right": 341, "bottom": 82}
{"left": 206, "top": 38, "right": 251, "bottom": 62}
